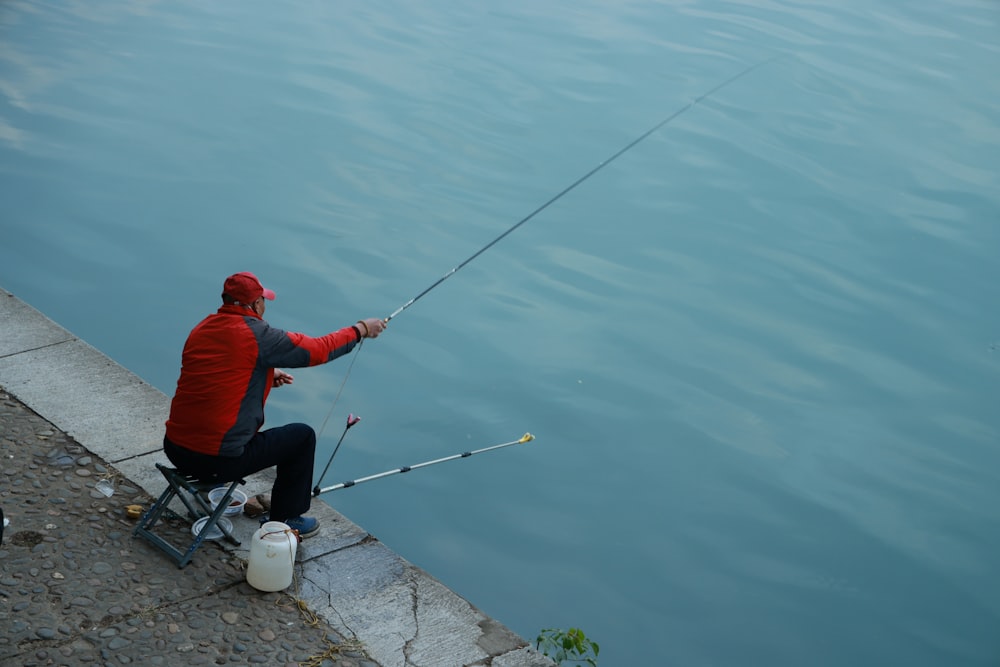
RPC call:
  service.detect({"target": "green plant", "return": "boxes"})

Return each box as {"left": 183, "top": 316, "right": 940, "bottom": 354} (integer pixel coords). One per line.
{"left": 535, "top": 627, "right": 600, "bottom": 666}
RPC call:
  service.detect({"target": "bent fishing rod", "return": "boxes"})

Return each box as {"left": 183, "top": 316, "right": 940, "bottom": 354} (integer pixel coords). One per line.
{"left": 314, "top": 433, "right": 535, "bottom": 496}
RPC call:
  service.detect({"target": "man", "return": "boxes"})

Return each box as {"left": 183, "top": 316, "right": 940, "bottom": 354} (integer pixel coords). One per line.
{"left": 163, "top": 271, "right": 385, "bottom": 538}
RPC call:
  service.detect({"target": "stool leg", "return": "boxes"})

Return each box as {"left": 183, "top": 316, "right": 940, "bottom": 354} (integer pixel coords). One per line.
{"left": 133, "top": 468, "right": 246, "bottom": 568}
{"left": 191, "top": 480, "right": 243, "bottom": 547}
{"left": 134, "top": 485, "right": 187, "bottom": 567}
{"left": 134, "top": 484, "right": 175, "bottom": 535}
{"left": 180, "top": 495, "right": 233, "bottom": 566}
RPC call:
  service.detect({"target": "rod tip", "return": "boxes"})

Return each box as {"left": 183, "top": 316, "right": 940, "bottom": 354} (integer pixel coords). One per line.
{"left": 519, "top": 433, "right": 535, "bottom": 443}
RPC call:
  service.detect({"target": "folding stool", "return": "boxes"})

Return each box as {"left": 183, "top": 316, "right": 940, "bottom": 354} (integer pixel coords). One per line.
{"left": 133, "top": 463, "right": 245, "bottom": 568}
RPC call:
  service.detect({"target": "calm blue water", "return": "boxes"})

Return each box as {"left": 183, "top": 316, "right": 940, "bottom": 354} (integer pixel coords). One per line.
{"left": 2, "top": 1, "right": 999, "bottom": 664}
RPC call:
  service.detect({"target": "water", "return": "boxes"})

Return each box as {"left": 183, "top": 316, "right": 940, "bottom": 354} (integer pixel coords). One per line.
{"left": 2, "top": 1, "right": 999, "bottom": 664}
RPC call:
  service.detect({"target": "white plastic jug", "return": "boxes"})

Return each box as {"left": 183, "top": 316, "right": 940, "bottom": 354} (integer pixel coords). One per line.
{"left": 246, "top": 521, "right": 298, "bottom": 592}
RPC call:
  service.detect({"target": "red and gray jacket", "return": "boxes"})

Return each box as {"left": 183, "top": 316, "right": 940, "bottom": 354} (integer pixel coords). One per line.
{"left": 165, "top": 304, "right": 362, "bottom": 456}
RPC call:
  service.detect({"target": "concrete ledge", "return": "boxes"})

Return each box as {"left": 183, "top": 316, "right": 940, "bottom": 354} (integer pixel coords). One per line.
{"left": 0, "top": 293, "right": 166, "bottom": 462}
{"left": 0, "top": 285, "right": 553, "bottom": 667}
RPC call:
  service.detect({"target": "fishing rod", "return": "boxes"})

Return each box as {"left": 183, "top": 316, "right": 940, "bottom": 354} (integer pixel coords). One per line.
{"left": 384, "top": 57, "right": 776, "bottom": 322}
{"left": 315, "top": 413, "right": 361, "bottom": 490}
{"left": 313, "top": 433, "right": 535, "bottom": 495}
{"left": 315, "top": 58, "right": 773, "bottom": 458}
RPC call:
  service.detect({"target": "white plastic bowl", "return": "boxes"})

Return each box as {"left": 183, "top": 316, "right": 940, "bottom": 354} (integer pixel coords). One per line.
{"left": 191, "top": 516, "right": 233, "bottom": 541}
{"left": 207, "top": 487, "right": 248, "bottom": 517}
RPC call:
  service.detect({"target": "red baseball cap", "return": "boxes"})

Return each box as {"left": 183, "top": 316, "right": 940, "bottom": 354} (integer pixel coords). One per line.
{"left": 222, "top": 272, "right": 276, "bottom": 304}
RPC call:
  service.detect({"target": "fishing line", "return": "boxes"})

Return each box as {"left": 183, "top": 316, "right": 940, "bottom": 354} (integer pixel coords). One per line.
{"left": 316, "top": 342, "right": 364, "bottom": 439}
{"left": 315, "top": 57, "right": 775, "bottom": 453}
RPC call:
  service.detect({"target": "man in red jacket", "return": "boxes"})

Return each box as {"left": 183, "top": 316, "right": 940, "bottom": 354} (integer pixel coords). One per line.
{"left": 164, "top": 271, "right": 385, "bottom": 538}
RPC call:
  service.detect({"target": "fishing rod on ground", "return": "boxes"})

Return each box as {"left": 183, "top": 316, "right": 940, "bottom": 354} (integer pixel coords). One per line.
{"left": 312, "top": 57, "right": 776, "bottom": 483}
{"left": 313, "top": 433, "right": 535, "bottom": 496}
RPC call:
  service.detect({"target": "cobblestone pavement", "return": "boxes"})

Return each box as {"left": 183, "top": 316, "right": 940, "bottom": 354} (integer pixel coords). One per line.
{"left": 0, "top": 386, "right": 380, "bottom": 667}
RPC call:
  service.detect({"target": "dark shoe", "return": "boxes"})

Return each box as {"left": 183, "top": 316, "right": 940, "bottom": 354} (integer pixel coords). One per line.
{"left": 283, "top": 515, "right": 320, "bottom": 539}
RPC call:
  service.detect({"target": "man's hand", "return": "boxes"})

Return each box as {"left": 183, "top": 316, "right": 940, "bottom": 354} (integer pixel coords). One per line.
{"left": 273, "top": 369, "right": 294, "bottom": 387}
{"left": 357, "top": 317, "right": 387, "bottom": 339}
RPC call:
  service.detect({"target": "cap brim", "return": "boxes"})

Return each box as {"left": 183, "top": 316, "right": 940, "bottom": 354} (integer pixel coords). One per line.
{"left": 262, "top": 287, "right": 276, "bottom": 300}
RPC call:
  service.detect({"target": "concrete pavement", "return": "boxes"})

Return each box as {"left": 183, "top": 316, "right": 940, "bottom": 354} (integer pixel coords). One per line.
{"left": 0, "top": 286, "right": 553, "bottom": 667}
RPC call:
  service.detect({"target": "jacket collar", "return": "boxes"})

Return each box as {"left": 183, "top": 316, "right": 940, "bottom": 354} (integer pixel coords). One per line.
{"left": 218, "top": 303, "right": 262, "bottom": 319}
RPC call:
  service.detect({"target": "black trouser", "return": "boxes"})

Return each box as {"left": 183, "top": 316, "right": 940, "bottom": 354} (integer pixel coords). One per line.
{"left": 164, "top": 423, "right": 316, "bottom": 523}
